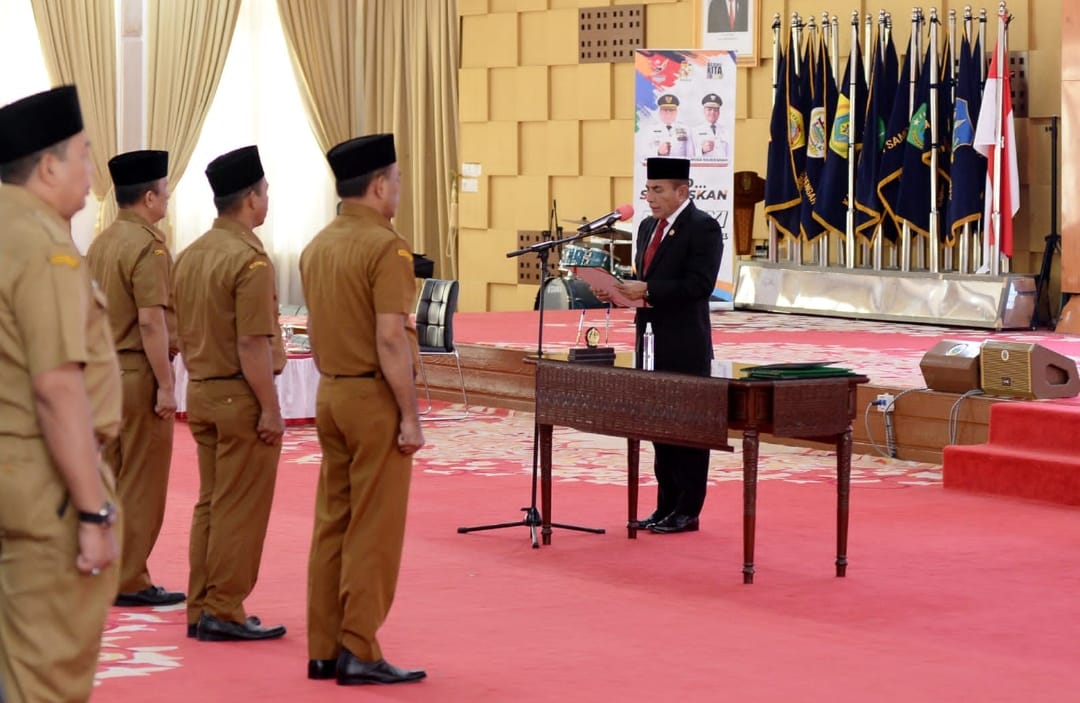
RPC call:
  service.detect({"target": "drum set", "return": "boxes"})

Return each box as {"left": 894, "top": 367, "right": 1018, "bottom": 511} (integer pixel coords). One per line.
{"left": 540, "top": 222, "right": 634, "bottom": 310}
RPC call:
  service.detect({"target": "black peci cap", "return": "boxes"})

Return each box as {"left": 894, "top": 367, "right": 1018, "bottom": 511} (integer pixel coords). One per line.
{"left": 108, "top": 150, "right": 168, "bottom": 186}
{"left": 646, "top": 157, "right": 690, "bottom": 180}
{"left": 701, "top": 93, "right": 723, "bottom": 108}
{"left": 0, "top": 85, "right": 84, "bottom": 165}
{"left": 205, "top": 145, "right": 264, "bottom": 197}
{"left": 326, "top": 134, "right": 396, "bottom": 183}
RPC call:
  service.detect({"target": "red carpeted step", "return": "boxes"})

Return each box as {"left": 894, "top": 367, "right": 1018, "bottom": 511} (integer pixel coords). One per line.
{"left": 943, "top": 443, "right": 1080, "bottom": 505}
{"left": 985, "top": 401, "right": 1080, "bottom": 452}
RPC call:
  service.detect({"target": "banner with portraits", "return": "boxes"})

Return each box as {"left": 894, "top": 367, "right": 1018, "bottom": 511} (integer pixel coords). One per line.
{"left": 633, "top": 49, "right": 737, "bottom": 304}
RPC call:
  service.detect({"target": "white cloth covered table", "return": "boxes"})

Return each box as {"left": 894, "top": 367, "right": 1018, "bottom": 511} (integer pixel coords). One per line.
{"left": 174, "top": 353, "right": 318, "bottom": 422}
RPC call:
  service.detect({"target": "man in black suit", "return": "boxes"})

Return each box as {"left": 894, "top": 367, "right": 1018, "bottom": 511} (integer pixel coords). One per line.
{"left": 708, "top": 0, "right": 748, "bottom": 33}
{"left": 607, "top": 157, "right": 723, "bottom": 534}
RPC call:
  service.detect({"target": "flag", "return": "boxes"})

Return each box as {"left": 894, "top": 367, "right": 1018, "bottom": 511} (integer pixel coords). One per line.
{"left": 800, "top": 32, "right": 837, "bottom": 241}
{"left": 854, "top": 30, "right": 898, "bottom": 239}
{"left": 764, "top": 34, "right": 806, "bottom": 239}
{"left": 946, "top": 33, "right": 987, "bottom": 240}
{"left": 973, "top": 31, "right": 1020, "bottom": 258}
{"left": 921, "top": 33, "right": 955, "bottom": 243}
{"left": 876, "top": 41, "right": 914, "bottom": 241}
{"left": 812, "top": 42, "right": 867, "bottom": 238}
{"left": 894, "top": 48, "right": 936, "bottom": 237}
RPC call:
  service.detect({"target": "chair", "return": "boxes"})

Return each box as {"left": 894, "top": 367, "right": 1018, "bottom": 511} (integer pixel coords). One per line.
{"left": 415, "top": 279, "right": 469, "bottom": 420}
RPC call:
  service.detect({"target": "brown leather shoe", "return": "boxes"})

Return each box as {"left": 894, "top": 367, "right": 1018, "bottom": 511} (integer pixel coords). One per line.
{"left": 336, "top": 647, "right": 426, "bottom": 685}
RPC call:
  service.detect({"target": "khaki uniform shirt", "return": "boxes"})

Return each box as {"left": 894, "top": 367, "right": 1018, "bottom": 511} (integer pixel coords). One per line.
{"left": 0, "top": 185, "right": 122, "bottom": 441}
{"left": 86, "top": 210, "right": 177, "bottom": 354}
{"left": 299, "top": 201, "right": 416, "bottom": 376}
{"left": 172, "top": 217, "right": 285, "bottom": 380}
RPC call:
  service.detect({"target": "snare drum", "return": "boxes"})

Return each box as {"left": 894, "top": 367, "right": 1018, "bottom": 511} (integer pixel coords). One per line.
{"left": 534, "top": 277, "right": 605, "bottom": 310}
{"left": 559, "top": 244, "right": 589, "bottom": 268}
{"left": 582, "top": 248, "right": 612, "bottom": 269}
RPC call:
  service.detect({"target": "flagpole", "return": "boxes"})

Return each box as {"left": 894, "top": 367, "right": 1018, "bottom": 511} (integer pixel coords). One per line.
{"left": 928, "top": 8, "right": 941, "bottom": 274}
{"left": 806, "top": 14, "right": 829, "bottom": 268}
{"left": 900, "top": 8, "right": 919, "bottom": 272}
{"left": 989, "top": 3, "right": 1008, "bottom": 276}
{"left": 944, "top": 9, "right": 957, "bottom": 273}
{"left": 768, "top": 12, "right": 781, "bottom": 263}
{"left": 844, "top": 11, "right": 858, "bottom": 270}
{"left": 791, "top": 12, "right": 803, "bottom": 267}
{"left": 960, "top": 5, "right": 973, "bottom": 274}
{"left": 872, "top": 11, "right": 887, "bottom": 272}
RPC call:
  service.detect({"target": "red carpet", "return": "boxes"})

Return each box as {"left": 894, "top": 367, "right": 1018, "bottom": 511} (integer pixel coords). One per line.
{"left": 92, "top": 404, "right": 1080, "bottom": 702}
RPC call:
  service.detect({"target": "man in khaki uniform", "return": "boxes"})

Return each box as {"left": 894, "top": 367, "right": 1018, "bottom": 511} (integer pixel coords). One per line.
{"left": 301, "top": 134, "right": 426, "bottom": 686}
{"left": 0, "top": 86, "right": 122, "bottom": 703}
{"left": 172, "top": 145, "right": 286, "bottom": 642}
{"left": 86, "top": 150, "right": 185, "bottom": 608}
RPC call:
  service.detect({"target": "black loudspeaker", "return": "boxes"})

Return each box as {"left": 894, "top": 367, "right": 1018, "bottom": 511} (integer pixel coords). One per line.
{"left": 980, "top": 341, "right": 1080, "bottom": 399}
{"left": 920, "top": 340, "right": 983, "bottom": 393}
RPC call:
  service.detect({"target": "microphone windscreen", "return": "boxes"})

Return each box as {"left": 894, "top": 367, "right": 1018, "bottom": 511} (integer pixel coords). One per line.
{"left": 615, "top": 203, "right": 635, "bottom": 221}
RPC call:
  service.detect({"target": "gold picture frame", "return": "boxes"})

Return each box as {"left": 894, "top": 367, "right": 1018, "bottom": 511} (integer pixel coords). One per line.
{"left": 693, "top": 0, "right": 760, "bottom": 67}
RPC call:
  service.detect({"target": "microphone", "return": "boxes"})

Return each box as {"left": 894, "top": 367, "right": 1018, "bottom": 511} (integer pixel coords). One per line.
{"left": 576, "top": 203, "right": 634, "bottom": 233}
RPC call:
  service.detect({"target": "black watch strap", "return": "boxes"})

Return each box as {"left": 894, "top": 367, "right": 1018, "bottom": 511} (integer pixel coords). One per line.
{"left": 78, "top": 502, "right": 115, "bottom": 525}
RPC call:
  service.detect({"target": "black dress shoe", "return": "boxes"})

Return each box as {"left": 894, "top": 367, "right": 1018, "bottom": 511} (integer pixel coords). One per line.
{"left": 196, "top": 612, "right": 286, "bottom": 641}
{"left": 336, "top": 647, "right": 426, "bottom": 685}
{"left": 649, "top": 513, "right": 700, "bottom": 534}
{"left": 115, "top": 585, "right": 186, "bottom": 607}
{"left": 189, "top": 615, "right": 261, "bottom": 639}
{"left": 308, "top": 659, "right": 337, "bottom": 680}
{"left": 629, "top": 510, "right": 670, "bottom": 530}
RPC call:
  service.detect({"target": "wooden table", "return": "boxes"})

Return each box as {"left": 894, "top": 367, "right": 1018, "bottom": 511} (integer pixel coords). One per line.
{"left": 534, "top": 360, "right": 868, "bottom": 583}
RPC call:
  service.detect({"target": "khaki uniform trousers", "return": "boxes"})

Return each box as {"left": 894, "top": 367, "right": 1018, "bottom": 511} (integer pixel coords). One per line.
{"left": 185, "top": 378, "right": 280, "bottom": 626}
{"left": 105, "top": 352, "right": 174, "bottom": 593}
{"left": 0, "top": 437, "right": 120, "bottom": 703}
{"left": 307, "top": 377, "right": 411, "bottom": 662}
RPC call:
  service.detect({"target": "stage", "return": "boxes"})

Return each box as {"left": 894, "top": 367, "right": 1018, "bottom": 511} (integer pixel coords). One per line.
{"left": 420, "top": 308, "right": 1080, "bottom": 463}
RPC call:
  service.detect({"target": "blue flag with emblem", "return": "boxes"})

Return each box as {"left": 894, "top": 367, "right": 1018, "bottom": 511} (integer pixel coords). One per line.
{"left": 894, "top": 47, "right": 934, "bottom": 237}
{"left": 811, "top": 41, "right": 866, "bottom": 238}
{"left": 764, "top": 34, "right": 806, "bottom": 239}
{"left": 947, "top": 33, "right": 986, "bottom": 239}
{"left": 800, "top": 32, "right": 836, "bottom": 241}
{"left": 876, "top": 39, "right": 914, "bottom": 241}
{"left": 854, "top": 30, "right": 898, "bottom": 240}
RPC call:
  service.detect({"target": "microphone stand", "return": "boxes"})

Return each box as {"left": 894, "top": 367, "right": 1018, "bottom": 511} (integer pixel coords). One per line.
{"left": 457, "top": 226, "right": 611, "bottom": 547}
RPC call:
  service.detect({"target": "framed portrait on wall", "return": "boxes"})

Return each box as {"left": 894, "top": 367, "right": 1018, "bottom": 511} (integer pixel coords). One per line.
{"left": 694, "top": 0, "right": 759, "bottom": 66}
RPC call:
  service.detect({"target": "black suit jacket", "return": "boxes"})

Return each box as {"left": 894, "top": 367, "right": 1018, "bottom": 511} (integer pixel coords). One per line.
{"left": 634, "top": 200, "right": 723, "bottom": 376}
{"left": 707, "top": 0, "right": 748, "bottom": 33}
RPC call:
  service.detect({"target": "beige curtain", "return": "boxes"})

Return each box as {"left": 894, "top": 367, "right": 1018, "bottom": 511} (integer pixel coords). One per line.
{"left": 363, "top": 0, "right": 460, "bottom": 279}
{"left": 146, "top": 0, "right": 241, "bottom": 245}
{"left": 30, "top": 0, "right": 118, "bottom": 231}
{"left": 277, "top": 0, "right": 360, "bottom": 154}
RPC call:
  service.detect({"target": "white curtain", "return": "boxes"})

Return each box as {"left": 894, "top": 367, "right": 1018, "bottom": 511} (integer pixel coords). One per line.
{"left": 170, "top": 0, "right": 336, "bottom": 305}
{"left": 0, "top": 1, "right": 98, "bottom": 252}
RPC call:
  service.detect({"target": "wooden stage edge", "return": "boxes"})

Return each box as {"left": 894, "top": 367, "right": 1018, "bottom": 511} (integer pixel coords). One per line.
{"left": 419, "top": 343, "right": 998, "bottom": 465}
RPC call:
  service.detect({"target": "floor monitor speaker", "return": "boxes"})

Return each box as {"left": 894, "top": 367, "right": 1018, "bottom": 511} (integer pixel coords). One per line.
{"left": 919, "top": 340, "right": 982, "bottom": 393}
{"left": 980, "top": 341, "right": 1080, "bottom": 399}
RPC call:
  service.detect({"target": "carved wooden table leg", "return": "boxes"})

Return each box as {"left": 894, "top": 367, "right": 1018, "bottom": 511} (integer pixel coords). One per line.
{"left": 627, "top": 438, "right": 640, "bottom": 538}
{"left": 742, "top": 428, "right": 759, "bottom": 584}
{"left": 835, "top": 425, "right": 852, "bottom": 577}
{"left": 540, "top": 422, "right": 553, "bottom": 546}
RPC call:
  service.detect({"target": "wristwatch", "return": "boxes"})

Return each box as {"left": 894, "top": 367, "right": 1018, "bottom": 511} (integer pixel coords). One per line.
{"left": 643, "top": 285, "right": 650, "bottom": 302}
{"left": 78, "top": 502, "right": 117, "bottom": 527}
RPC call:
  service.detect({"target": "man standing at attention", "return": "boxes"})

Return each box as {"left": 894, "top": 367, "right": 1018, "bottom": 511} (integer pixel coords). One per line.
{"left": 605, "top": 157, "right": 723, "bottom": 534}
{"left": 0, "top": 85, "right": 122, "bottom": 702}
{"left": 86, "top": 150, "right": 185, "bottom": 608}
{"left": 301, "top": 134, "right": 426, "bottom": 686}
{"left": 173, "top": 145, "right": 286, "bottom": 641}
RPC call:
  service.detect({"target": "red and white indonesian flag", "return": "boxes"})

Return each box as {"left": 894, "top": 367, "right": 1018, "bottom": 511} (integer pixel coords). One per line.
{"left": 973, "top": 34, "right": 1019, "bottom": 259}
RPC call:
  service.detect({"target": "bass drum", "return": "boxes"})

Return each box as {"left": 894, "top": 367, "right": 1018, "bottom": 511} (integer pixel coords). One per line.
{"left": 534, "top": 277, "right": 606, "bottom": 310}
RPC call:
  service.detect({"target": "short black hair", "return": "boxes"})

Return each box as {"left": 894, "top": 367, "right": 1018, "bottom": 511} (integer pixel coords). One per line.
{"left": 0, "top": 139, "right": 68, "bottom": 185}
{"left": 116, "top": 179, "right": 161, "bottom": 207}
{"left": 213, "top": 180, "right": 262, "bottom": 215}
{"left": 336, "top": 165, "right": 391, "bottom": 198}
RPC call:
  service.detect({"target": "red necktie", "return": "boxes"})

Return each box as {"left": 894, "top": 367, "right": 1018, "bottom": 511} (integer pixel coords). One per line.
{"left": 728, "top": 0, "right": 735, "bottom": 28}
{"left": 642, "top": 218, "right": 667, "bottom": 274}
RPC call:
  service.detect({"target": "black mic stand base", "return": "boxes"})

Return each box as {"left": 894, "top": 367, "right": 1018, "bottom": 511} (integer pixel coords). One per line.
{"left": 457, "top": 507, "right": 605, "bottom": 549}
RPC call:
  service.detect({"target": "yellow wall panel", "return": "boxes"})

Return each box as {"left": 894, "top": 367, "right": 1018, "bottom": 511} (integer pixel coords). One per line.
{"left": 457, "top": 229, "right": 497, "bottom": 311}
{"left": 460, "top": 15, "right": 489, "bottom": 68}
{"left": 487, "top": 282, "right": 540, "bottom": 312}
{"left": 612, "top": 62, "right": 636, "bottom": 119}
{"left": 582, "top": 119, "right": 634, "bottom": 176}
{"left": 481, "top": 121, "right": 520, "bottom": 175}
{"left": 1027, "top": 49, "right": 1062, "bottom": 118}
{"left": 489, "top": 176, "right": 520, "bottom": 231}
{"left": 511, "top": 175, "right": 552, "bottom": 230}
{"left": 546, "top": 120, "right": 581, "bottom": 176}
{"left": 483, "top": 13, "right": 521, "bottom": 68}
{"left": 459, "top": 122, "right": 487, "bottom": 164}
{"left": 645, "top": 1, "right": 693, "bottom": 49}
{"left": 459, "top": 0, "right": 489, "bottom": 16}
{"left": 458, "top": 68, "right": 489, "bottom": 123}
{"left": 613, "top": 175, "right": 637, "bottom": 207}
{"left": 549, "top": 65, "right": 580, "bottom": 120}
{"left": 492, "top": 0, "right": 545, "bottom": 12}
{"left": 489, "top": 68, "right": 519, "bottom": 122}
{"left": 460, "top": 227, "right": 520, "bottom": 286}
{"left": 552, "top": 176, "right": 613, "bottom": 223}
{"left": 576, "top": 63, "right": 613, "bottom": 119}
{"left": 457, "top": 175, "right": 489, "bottom": 230}
{"left": 1031, "top": 0, "right": 1063, "bottom": 50}
{"left": 551, "top": 0, "right": 610, "bottom": 8}
{"left": 519, "top": 121, "right": 549, "bottom": 175}
{"left": 548, "top": 9, "right": 585, "bottom": 65}
{"left": 516, "top": 66, "right": 550, "bottom": 120}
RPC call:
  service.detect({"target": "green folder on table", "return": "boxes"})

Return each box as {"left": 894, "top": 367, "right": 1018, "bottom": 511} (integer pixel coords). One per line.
{"left": 742, "top": 362, "right": 857, "bottom": 380}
